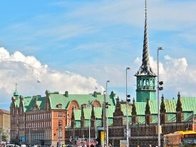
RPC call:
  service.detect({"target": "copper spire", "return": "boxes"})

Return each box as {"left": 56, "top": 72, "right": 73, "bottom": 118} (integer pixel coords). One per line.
{"left": 136, "top": 0, "right": 156, "bottom": 76}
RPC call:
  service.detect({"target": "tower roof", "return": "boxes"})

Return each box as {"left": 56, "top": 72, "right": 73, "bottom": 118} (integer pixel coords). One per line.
{"left": 135, "top": 0, "right": 156, "bottom": 77}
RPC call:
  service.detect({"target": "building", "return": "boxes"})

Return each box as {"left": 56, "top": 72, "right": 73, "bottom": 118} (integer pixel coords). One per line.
{"left": 65, "top": 93, "right": 196, "bottom": 147}
{"left": 9, "top": 86, "right": 196, "bottom": 146}
{"left": 10, "top": 90, "right": 116, "bottom": 146}
{"left": 0, "top": 109, "right": 10, "bottom": 142}
{"left": 0, "top": 109, "right": 10, "bottom": 131}
{"left": 10, "top": 0, "right": 196, "bottom": 147}
{"left": 65, "top": 0, "right": 196, "bottom": 146}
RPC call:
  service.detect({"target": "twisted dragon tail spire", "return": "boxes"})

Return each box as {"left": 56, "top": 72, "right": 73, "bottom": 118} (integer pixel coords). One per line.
{"left": 136, "top": 0, "right": 156, "bottom": 76}
{"left": 142, "top": 0, "right": 149, "bottom": 67}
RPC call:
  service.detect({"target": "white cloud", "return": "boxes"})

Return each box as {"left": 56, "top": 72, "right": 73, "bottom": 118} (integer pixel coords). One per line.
{"left": 0, "top": 47, "right": 104, "bottom": 109}
{"left": 1, "top": 0, "right": 196, "bottom": 109}
{"left": 164, "top": 55, "right": 188, "bottom": 73}
{"left": 148, "top": 55, "right": 196, "bottom": 98}
{"left": 0, "top": 48, "right": 10, "bottom": 60}
{"left": 161, "top": 56, "right": 196, "bottom": 97}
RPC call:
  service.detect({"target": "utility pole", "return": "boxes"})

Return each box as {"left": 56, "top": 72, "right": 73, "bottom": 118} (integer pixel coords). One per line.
{"left": 106, "top": 80, "right": 110, "bottom": 147}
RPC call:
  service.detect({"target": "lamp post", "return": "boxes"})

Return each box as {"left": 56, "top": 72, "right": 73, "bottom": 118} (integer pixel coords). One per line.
{"left": 191, "top": 105, "right": 194, "bottom": 130}
{"left": 126, "top": 67, "right": 130, "bottom": 147}
{"left": 106, "top": 80, "right": 110, "bottom": 147}
{"left": 193, "top": 110, "right": 195, "bottom": 131}
{"left": 88, "top": 104, "right": 91, "bottom": 146}
{"left": 157, "top": 47, "right": 163, "bottom": 147}
{"left": 103, "top": 91, "right": 106, "bottom": 147}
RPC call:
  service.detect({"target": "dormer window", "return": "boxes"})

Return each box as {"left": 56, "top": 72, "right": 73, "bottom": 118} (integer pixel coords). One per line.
{"left": 56, "top": 103, "right": 62, "bottom": 109}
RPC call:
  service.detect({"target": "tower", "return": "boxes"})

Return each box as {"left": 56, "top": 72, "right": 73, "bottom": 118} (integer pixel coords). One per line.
{"left": 135, "top": 0, "right": 156, "bottom": 102}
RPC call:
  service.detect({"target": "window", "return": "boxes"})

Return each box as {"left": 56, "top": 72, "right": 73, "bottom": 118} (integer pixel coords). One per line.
{"left": 58, "top": 127, "right": 62, "bottom": 139}
{"left": 58, "top": 112, "right": 63, "bottom": 117}
{"left": 59, "top": 121, "right": 62, "bottom": 127}
{"left": 58, "top": 121, "right": 63, "bottom": 139}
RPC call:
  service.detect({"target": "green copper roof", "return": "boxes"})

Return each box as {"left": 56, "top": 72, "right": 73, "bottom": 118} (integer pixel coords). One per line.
{"left": 22, "top": 96, "right": 45, "bottom": 112}
{"left": 74, "top": 105, "right": 115, "bottom": 120}
{"left": 11, "top": 90, "right": 196, "bottom": 125}
{"left": 49, "top": 92, "right": 112, "bottom": 109}
{"left": 118, "top": 96, "right": 196, "bottom": 125}
{"left": 12, "top": 91, "right": 116, "bottom": 112}
{"left": 120, "top": 97, "right": 196, "bottom": 116}
{"left": 73, "top": 106, "right": 115, "bottom": 128}
{"left": 49, "top": 92, "right": 116, "bottom": 110}
{"left": 13, "top": 89, "right": 19, "bottom": 97}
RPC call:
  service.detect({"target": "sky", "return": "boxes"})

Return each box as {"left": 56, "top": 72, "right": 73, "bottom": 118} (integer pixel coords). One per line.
{"left": 0, "top": 0, "right": 196, "bottom": 110}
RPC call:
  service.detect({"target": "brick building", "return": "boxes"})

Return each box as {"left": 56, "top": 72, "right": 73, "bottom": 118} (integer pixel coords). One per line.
{"left": 10, "top": 90, "right": 116, "bottom": 146}
{"left": 10, "top": 89, "right": 196, "bottom": 147}
{"left": 66, "top": 93, "right": 196, "bottom": 147}
{"left": 9, "top": 0, "right": 196, "bottom": 147}
{"left": 64, "top": 0, "right": 196, "bottom": 146}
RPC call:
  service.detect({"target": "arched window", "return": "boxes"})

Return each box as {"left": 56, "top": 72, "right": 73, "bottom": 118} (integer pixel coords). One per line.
{"left": 143, "top": 79, "right": 146, "bottom": 86}
{"left": 146, "top": 79, "right": 149, "bottom": 86}
{"left": 140, "top": 79, "right": 143, "bottom": 87}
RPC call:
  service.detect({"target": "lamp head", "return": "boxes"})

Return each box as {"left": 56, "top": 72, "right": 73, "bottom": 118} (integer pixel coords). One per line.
{"left": 158, "top": 47, "right": 163, "bottom": 50}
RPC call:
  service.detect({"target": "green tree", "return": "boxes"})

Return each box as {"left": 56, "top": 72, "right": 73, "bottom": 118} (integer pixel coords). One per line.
{"left": 0, "top": 128, "right": 9, "bottom": 142}
{"left": 2, "top": 133, "right": 8, "bottom": 141}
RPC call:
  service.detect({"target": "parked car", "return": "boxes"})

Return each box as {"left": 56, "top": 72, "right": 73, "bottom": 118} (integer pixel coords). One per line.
{"left": 6, "top": 144, "right": 20, "bottom": 147}
{"left": 65, "top": 145, "right": 74, "bottom": 147}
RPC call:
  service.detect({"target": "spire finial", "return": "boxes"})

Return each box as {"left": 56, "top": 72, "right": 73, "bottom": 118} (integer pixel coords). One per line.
{"left": 145, "top": 0, "right": 147, "bottom": 18}
{"left": 143, "top": 0, "right": 148, "bottom": 66}
{"left": 135, "top": 0, "right": 155, "bottom": 76}
{"left": 13, "top": 83, "right": 19, "bottom": 97}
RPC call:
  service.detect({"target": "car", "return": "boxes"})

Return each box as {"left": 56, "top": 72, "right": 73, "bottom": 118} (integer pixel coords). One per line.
{"left": 65, "top": 145, "right": 74, "bottom": 147}
{"left": 6, "top": 144, "right": 20, "bottom": 147}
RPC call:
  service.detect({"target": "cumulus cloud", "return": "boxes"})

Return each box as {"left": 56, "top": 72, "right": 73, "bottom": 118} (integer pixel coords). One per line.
{"left": 145, "top": 55, "right": 196, "bottom": 98}
{"left": 160, "top": 55, "right": 196, "bottom": 97}
{"left": 164, "top": 55, "right": 187, "bottom": 72}
{"left": 0, "top": 47, "right": 104, "bottom": 109}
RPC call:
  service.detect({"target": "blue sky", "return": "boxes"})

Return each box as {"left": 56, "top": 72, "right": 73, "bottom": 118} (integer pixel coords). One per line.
{"left": 0, "top": 0, "right": 196, "bottom": 110}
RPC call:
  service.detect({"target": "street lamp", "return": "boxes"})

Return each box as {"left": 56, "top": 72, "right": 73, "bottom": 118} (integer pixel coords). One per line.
{"left": 157, "top": 47, "right": 163, "bottom": 147}
{"left": 88, "top": 104, "right": 91, "bottom": 146}
{"left": 126, "top": 67, "right": 130, "bottom": 147}
{"left": 106, "top": 80, "right": 110, "bottom": 147}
